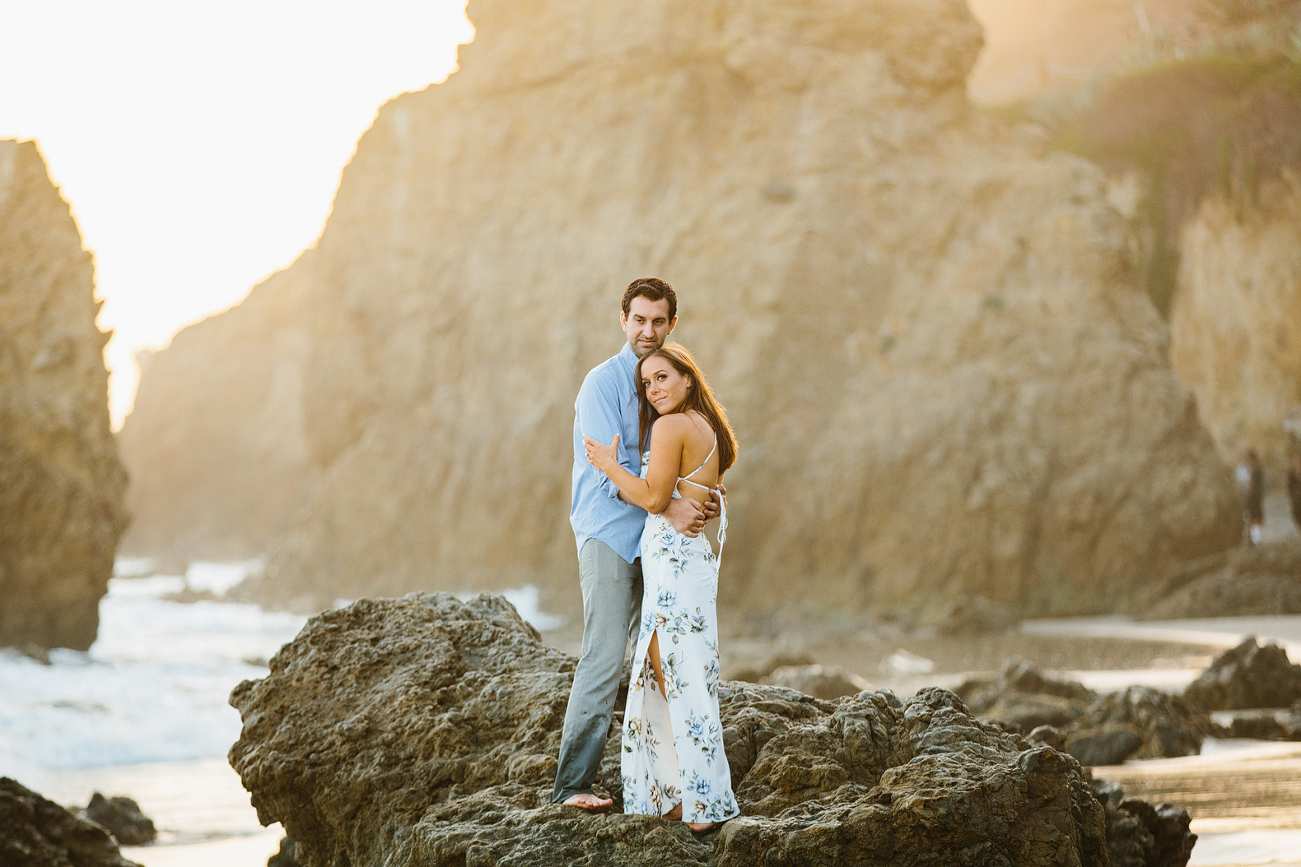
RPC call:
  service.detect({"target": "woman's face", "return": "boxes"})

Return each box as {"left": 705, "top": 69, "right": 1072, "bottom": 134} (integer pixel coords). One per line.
{"left": 641, "top": 356, "right": 691, "bottom": 414}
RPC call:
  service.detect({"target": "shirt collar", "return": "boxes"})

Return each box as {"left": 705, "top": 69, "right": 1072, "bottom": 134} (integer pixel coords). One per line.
{"left": 617, "top": 342, "right": 638, "bottom": 374}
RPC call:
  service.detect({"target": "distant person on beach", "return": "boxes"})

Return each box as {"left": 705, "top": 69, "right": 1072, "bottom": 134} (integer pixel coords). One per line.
{"left": 1241, "top": 449, "right": 1265, "bottom": 545}
{"left": 553, "top": 278, "right": 722, "bottom": 820}
{"left": 584, "top": 341, "right": 740, "bottom": 831}
{"left": 1288, "top": 451, "right": 1301, "bottom": 533}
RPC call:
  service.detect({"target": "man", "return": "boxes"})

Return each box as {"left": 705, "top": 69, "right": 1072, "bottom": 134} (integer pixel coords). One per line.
{"left": 1243, "top": 449, "right": 1265, "bottom": 546}
{"left": 552, "top": 277, "right": 720, "bottom": 811}
{"left": 1288, "top": 450, "right": 1301, "bottom": 534}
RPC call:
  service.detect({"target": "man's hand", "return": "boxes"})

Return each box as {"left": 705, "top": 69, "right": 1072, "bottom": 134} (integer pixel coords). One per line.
{"left": 701, "top": 484, "right": 726, "bottom": 523}
{"left": 663, "top": 496, "right": 706, "bottom": 537}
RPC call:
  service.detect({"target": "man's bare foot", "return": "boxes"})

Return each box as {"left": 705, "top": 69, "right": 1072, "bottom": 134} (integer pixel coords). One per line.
{"left": 687, "top": 821, "right": 718, "bottom": 833}
{"left": 663, "top": 803, "right": 682, "bottom": 820}
{"left": 562, "top": 793, "right": 613, "bottom": 812}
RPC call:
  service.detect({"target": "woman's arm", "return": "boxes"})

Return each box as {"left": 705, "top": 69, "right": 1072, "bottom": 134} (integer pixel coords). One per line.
{"left": 583, "top": 417, "right": 684, "bottom": 514}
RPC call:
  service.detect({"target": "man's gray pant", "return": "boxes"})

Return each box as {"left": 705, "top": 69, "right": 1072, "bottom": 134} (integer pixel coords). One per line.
{"left": 551, "top": 539, "right": 643, "bottom": 803}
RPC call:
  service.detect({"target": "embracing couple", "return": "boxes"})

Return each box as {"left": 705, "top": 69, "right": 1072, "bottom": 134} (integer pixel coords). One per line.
{"left": 552, "top": 277, "right": 739, "bottom": 832}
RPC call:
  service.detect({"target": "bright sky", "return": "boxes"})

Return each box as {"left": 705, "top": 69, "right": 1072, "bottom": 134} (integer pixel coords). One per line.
{"left": 0, "top": 1, "right": 473, "bottom": 428}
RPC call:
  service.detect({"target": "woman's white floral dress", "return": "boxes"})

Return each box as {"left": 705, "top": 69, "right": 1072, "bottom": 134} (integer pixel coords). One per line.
{"left": 621, "top": 451, "right": 739, "bottom": 824}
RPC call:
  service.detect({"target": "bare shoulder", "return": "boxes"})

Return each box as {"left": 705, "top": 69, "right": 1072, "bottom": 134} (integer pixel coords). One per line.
{"left": 650, "top": 413, "right": 691, "bottom": 443}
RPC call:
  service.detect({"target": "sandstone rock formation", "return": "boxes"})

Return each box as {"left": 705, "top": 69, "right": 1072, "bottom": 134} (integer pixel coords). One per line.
{"left": 0, "top": 140, "right": 128, "bottom": 650}
{"left": 967, "top": 0, "right": 1197, "bottom": 103}
{"left": 117, "top": 261, "right": 315, "bottom": 561}
{"left": 131, "top": 0, "right": 1239, "bottom": 620}
{"left": 1184, "top": 636, "right": 1301, "bottom": 710}
{"left": 1172, "top": 182, "right": 1301, "bottom": 475}
{"left": 1143, "top": 538, "right": 1301, "bottom": 619}
{"left": 0, "top": 777, "right": 141, "bottom": 867}
{"left": 229, "top": 593, "right": 1195, "bottom": 867}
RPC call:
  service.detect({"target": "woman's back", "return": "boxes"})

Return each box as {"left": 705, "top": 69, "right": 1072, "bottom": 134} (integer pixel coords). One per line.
{"left": 670, "top": 411, "right": 720, "bottom": 505}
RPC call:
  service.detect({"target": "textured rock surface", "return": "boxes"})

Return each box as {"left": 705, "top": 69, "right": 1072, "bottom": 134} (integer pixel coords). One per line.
{"left": 80, "top": 793, "right": 156, "bottom": 846}
{"left": 117, "top": 263, "right": 316, "bottom": 561}
{"left": 0, "top": 777, "right": 141, "bottom": 867}
{"left": 1090, "top": 777, "right": 1197, "bottom": 867}
{"left": 228, "top": 592, "right": 1170, "bottom": 867}
{"left": 1144, "top": 539, "right": 1301, "bottom": 619}
{"left": 1184, "top": 636, "right": 1301, "bottom": 710}
{"left": 1068, "top": 686, "right": 1212, "bottom": 761}
{"left": 133, "top": 0, "right": 1238, "bottom": 620}
{"left": 0, "top": 140, "right": 128, "bottom": 650}
{"left": 958, "top": 659, "right": 1211, "bottom": 762}
{"left": 1172, "top": 184, "right": 1301, "bottom": 475}
{"left": 956, "top": 657, "right": 1096, "bottom": 731}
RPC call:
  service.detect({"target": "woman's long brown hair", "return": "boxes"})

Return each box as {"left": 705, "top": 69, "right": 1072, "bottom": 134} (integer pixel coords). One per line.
{"left": 636, "top": 343, "right": 737, "bottom": 474}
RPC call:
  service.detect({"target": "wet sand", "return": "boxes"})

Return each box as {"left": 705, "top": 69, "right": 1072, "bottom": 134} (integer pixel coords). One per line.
{"left": 1098, "top": 741, "right": 1301, "bottom": 867}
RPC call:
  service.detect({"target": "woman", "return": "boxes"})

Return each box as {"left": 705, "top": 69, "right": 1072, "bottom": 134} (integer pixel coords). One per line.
{"left": 582, "top": 343, "right": 739, "bottom": 832}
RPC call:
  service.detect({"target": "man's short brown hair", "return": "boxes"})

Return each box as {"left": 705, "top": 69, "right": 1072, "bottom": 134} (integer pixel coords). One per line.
{"left": 622, "top": 277, "right": 677, "bottom": 321}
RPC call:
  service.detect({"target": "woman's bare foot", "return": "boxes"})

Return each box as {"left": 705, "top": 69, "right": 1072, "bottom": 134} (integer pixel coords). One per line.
{"left": 686, "top": 821, "right": 718, "bottom": 833}
{"left": 663, "top": 803, "right": 682, "bottom": 820}
{"left": 562, "top": 793, "right": 613, "bottom": 812}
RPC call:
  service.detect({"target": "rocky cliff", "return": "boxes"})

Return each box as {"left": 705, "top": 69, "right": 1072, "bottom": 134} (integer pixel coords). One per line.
{"left": 117, "top": 260, "right": 316, "bottom": 561}
{"left": 1172, "top": 179, "right": 1301, "bottom": 474}
{"left": 0, "top": 140, "right": 127, "bottom": 650}
{"left": 228, "top": 593, "right": 1195, "bottom": 867}
{"left": 126, "top": 0, "right": 1239, "bottom": 619}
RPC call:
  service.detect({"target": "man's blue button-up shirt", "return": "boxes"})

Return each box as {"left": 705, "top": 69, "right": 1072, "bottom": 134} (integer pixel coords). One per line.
{"left": 570, "top": 343, "right": 646, "bottom": 564}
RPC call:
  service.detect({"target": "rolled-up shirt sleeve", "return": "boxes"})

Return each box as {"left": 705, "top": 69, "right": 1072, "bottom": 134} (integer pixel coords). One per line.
{"left": 576, "top": 370, "right": 630, "bottom": 500}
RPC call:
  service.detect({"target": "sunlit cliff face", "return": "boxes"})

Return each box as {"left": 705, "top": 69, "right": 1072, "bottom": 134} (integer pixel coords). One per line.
{"left": 966, "top": 0, "right": 1198, "bottom": 103}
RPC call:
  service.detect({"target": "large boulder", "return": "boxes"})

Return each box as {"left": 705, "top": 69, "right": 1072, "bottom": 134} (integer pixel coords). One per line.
{"left": 1184, "top": 636, "right": 1301, "bottom": 711}
{"left": 0, "top": 140, "right": 128, "bottom": 650}
{"left": 132, "top": 0, "right": 1237, "bottom": 621}
{"left": 0, "top": 777, "right": 141, "bottom": 867}
{"left": 228, "top": 592, "right": 1197, "bottom": 866}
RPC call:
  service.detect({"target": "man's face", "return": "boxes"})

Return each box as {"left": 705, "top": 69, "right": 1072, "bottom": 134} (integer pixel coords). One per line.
{"left": 621, "top": 296, "right": 676, "bottom": 358}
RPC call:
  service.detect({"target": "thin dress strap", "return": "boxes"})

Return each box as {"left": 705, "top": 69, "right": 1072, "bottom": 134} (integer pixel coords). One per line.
{"left": 677, "top": 435, "right": 717, "bottom": 490}
{"left": 676, "top": 433, "right": 726, "bottom": 554}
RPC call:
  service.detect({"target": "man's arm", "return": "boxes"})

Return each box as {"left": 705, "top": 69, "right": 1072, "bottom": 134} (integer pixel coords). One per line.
{"left": 576, "top": 370, "right": 631, "bottom": 501}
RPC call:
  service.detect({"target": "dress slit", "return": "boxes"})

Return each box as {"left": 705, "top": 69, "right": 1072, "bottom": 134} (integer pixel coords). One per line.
{"left": 635, "top": 629, "right": 682, "bottom": 815}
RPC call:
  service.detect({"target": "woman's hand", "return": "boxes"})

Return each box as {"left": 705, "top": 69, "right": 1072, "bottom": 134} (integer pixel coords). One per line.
{"left": 583, "top": 433, "right": 621, "bottom": 475}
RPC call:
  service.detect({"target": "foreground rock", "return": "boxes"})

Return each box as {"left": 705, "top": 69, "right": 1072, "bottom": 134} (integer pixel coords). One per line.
{"left": 134, "top": 0, "right": 1236, "bottom": 620}
{"left": 0, "top": 777, "right": 141, "bottom": 867}
{"left": 0, "top": 140, "right": 128, "bottom": 650}
{"left": 81, "top": 793, "right": 156, "bottom": 846}
{"left": 1145, "top": 540, "right": 1301, "bottom": 620}
{"left": 1184, "top": 637, "right": 1301, "bottom": 711}
{"left": 230, "top": 593, "right": 1195, "bottom": 866}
